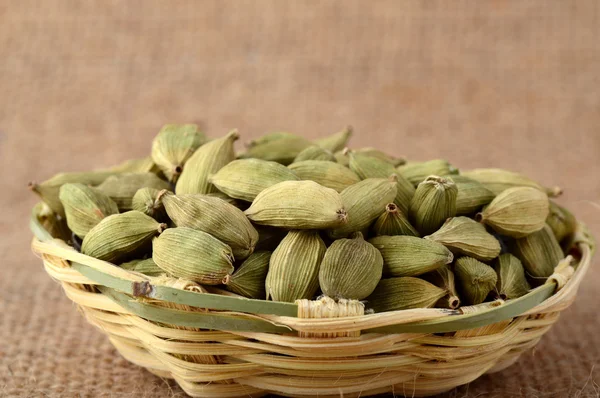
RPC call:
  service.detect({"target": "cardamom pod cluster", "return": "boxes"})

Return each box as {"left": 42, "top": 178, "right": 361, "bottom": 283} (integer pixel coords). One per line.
{"left": 33, "top": 126, "right": 575, "bottom": 314}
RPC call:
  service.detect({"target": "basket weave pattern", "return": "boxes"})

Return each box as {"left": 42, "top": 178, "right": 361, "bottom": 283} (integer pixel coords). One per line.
{"left": 30, "top": 208, "right": 594, "bottom": 398}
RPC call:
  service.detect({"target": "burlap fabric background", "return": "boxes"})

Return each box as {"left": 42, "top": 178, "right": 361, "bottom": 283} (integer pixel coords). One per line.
{"left": 1, "top": 1, "right": 599, "bottom": 397}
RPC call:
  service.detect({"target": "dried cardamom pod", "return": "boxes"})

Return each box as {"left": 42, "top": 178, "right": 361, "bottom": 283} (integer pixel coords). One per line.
{"left": 59, "top": 183, "right": 119, "bottom": 238}
{"left": 366, "top": 277, "right": 447, "bottom": 312}
{"left": 246, "top": 131, "right": 298, "bottom": 147}
{"left": 245, "top": 180, "right": 347, "bottom": 229}
{"left": 241, "top": 132, "right": 312, "bottom": 165}
{"left": 176, "top": 130, "right": 239, "bottom": 194}
{"left": 354, "top": 147, "right": 405, "bottom": 167}
{"left": 368, "top": 235, "right": 453, "bottom": 276}
{"left": 347, "top": 150, "right": 415, "bottom": 212}
{"left": 493, "top": 253, "right": 530, "bottom": 300}
{"left": 162, "top": 192, "right": 258, "bottom": 259}
{"left": 454, "top": 257, "right": 498, "bottom": 305}
{"left": 294, "top": 145, "right": 336, "bottom": 162}
{"left": 120, "top": 258, "right": 165, "bottom": 277}
{"left": 288, "top": 160, "right": 360, "bottom": 193}
{"left": 254, "top": 226, "right": 287, "bottom": 251}
{"left": 462, "top": 168, "right": 562, "bottom": 197}
{"left": 223, "top": 251, "right": 271, "bottom": 299}
{"left": 452, "top": 175, "right": 496, "bottom": 216}
{"left": 81, "top": 211, "right": 166, "bottom": 263}
{"left": 476, "top": 186, "right": 549, "bottom": 238}
{"left": 329, "top": 177, "right": 398, "bottom": 239}
{"left": 266, "top": 230, "right": 326, "bottom": 302}
{"left": 96, "top": 172, "right": 170, "bottom": 211}
{"left": 153, "top": 227, "right": 234, "bottom": 284}
{"left": 371, "top": 203, "right": 419, "bottom": 237}
{"left": 422, "top": 266, "right": 461, "bottom": 309}
{"left": 132, "top": 187, "right": 169, "bottom": 220}
{"left": 546, "top": 200, "right": 577, "bottom": 243}
{"left": 319, "top": 232, "right": 383, "bottom": 300}
{"left": 409, "top": 175, "right": 458, "bottom": 236}
{"left": 314, "top": 126, "right": 353, "bottom": 153}
{"left": 397, "top": 159, "right": 459, "bottom": 186}
{"left": 108, "top": 156, "right": 160, "bottom": 174}
{"left": 210, "top": 158, "right": 300, "bottom": 202}
{"left": 29, "top": 170, "right": 116, "bottom": 216}
{"left": 425, "top": 217, "right": 501, "bottom": 261}
{"left": 151, "top": 124, "right": 207, "bottom": 182}
{"left": 333, "top": 150, "right": 350, "bottom": 166}
{"left": 206, "top": 192, "right": 240, "bottom": 207}
{"left": 512, "top": 224, "right": 564, "bottom": 279}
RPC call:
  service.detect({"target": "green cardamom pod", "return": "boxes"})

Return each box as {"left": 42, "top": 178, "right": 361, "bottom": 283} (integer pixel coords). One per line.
{"left": 210, "top": 158, "right": 300, "bottom": 202}
{"left": 397, "top": 159, "right": 459, "bottom": 186}
{"left": 246, "top": 131, "right": 298, "bottom": 147}
{"left": 319, "top": 232, "right": 383, "bottom": 300}
{"left": 425, "top": 217, "right": 501, "bottom": 261}
{"left": 240, "top": 132, "right": 312, "bottom": 165}
{"left": 452, "top": 175, "right": 496, "bottom": 216}
{"left": 108, "top": 156, "right": 160, "bottom": 174}
{"left": 59, "top": 183, "right": 119, "bottom": 238}
{"left": 96, "top": 172, "right": 171, "bottom": 211}
{"left": 151, "top": 124, "right": 207, "bottom": 182}
{"left": 206, "top": 192, "right": 240, "bottom": 207}
{"left": 245, "top": 180, "right": 347, "bottom": 229}
{"left": 121, "top": 258, "right": 165, "bottom": 277}
{"left": 266, "top": 230, "right": 326, "bottom": 302}
{"left": 494, "top": 253, "right": 530, "bottom": 300}
{"left": 354, "top": 147, "right": 405, "bottom": 167}
{"left": 409, "top": 176, "right": 458, "bottom": 236}
{"left": 223, "top": 251, "right": 271, "bottom": 299}
{"left": 293, "top": 145, "right": 336, "bottom": 162}
{"left": 476, "top": 186, "right": 549, "bottom": 238}
{"left": 333, "top": 150, "right": 350, "bottom": 166}
{"left": 162, "top": 192, "right": 258, "bottom": 260}
{"left": 176, "top": 130, "right": 239, "bottom": 194}
{"left": 314, "top": 126, "right": 353, "bottom": 153}
{"left": 366, "top": 277, "right": 447, "bottom": 312}
{"left": 512, "top": 224, "right": 564, "bottom": 279}
{"left": 153, "top": 227, "right": 234, "bottom": 284}
{"left": 132, "top": 187, "right": 169, "bottom": 220}
{"left": 329, "top": 177, "right": 398, "bottom": 238}
{"left": 462, "top": 168, "right": 562, "bottom": 197}
{"left": 288, "top": 160, "right": 360, "bottom": 193}
{"left": 82, "top": 211, "right": 166, "bottom": 263}
{"left": 371, "top": 203, "right": 419, "bottom": 237}
{"left": 546, "top": 200, "right": 577, "bottom": 243}
{"left": 454, "top": 257, "right": 498, "bottom": 305}
{"left": 422, "top": 266, "right": 461, "bottom": 309}
{"left": 368, "top": 235, "right": 453, "bottom": 276}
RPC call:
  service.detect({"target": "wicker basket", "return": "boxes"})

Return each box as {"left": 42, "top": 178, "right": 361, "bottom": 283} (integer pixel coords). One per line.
{"left": 30, "top": 202, "right": 596, "bottom": 398}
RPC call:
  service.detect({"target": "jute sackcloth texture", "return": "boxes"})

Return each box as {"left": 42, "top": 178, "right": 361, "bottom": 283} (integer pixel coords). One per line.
{"left": 1, "top": 1, "right": 599, "bottom": 397}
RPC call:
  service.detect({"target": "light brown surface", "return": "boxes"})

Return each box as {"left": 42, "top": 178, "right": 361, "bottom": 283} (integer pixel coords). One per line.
{"left": 1, "top": 1, "right": 599, "bottom": 397}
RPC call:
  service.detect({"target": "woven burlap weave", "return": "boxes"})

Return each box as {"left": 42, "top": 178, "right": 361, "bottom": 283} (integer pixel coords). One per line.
{"left": 2, "top": 1, "right": 600, "bottom": 397}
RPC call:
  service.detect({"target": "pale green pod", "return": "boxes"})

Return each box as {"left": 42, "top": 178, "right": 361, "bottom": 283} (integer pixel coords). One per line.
{"left": 461, "top": 168, "right": 562, "bottom": 197}
{"left": 152, "top": 227, "right": 234, "bottom": 284}
{"left": 476, "top": 187, "right": 549, "bottom": 238}
{"left": 246, "top": 131, "right": 298, "bottom": 147}
{"left": 206, "top": 192, "right": 240, "bottom": 207}
{"left": 366, "top": 277, "right": 447, "bottom": 312}
{"left": 132, "top": 187, "right": 169, "bottom": 220}
{"left": 240, "top": 132, "right": 312, "bottom": 165}
{"left": 494, "top": 253, "right": 530, "bottom": 300}
{"left": 409, "top": 176, "right": 458, "bottom": 236}
{"left": 422, "top": 266, "right": 461, "bottom": 309}
{"left": 319, "top": 232, "right": 383, "bottom": 300}
{"left": 546, "top": 200, "right": 577, "bottom": 243}
{"left": 29, "top": 170, "right": 116, "bottom": 216}
{"left": 354, "top": 147, "right": 405, "bottom": 167}
{"left": 288, "top": 160, "right": 360, "bottom": 193}
{"left": 397, "top": 159, "right": 459, "bottom": 186}
{"left": 176, "top": 130, "right": 239, "bottom": 194}
{"left": 108, "top": 156, "right": 160, "bottom": 174}
{"left": 96, "top": 172, "right": 170, "bottom": 211}
{"left": 371, "top": 203, "right": 419, "bottom": 237}
{"left": 512, "top": 224, "right": 564, "bottom": 279}
{"left": 59, "top": 183, "right": 119, "bottom": 238}
{"left": 452, "top": 175, "right": 496, "bottom": 216}
{"left": 293, "top": 145, "right": 336, "bottom": 162}
{"left": 454, "top": 257, "right": 497, "bottom": 305}
{"left": 162, "top": 192, "right": 258, "bottom": 259}
{"left": 368, "top": 235, "right": 454, "bottom": 277}
{"left": 425, "top": 217, "right": 501, "bottom": 261}
{"left": 120, "top": 258, "right": 165, "bottom": 277}
{"left": 314, "top": 126, "right": 353, "bottom": 153}
{"left": 210, "top": 158, "right": 300, "bottom": 202}
{"left": 245, "top": 180, "right": 347, "bottom": 229}
{"left": 81, "top": 211, "right": 166, "bottom": 263}
{"left": 333, "top": 150, "right": 350, "bottom": 166}
{"left": 329, "top": 177, "right": 398, "bottom": 239}
{"left": 151, "top": 124, "right": 207, "bottom": 182}
{"left": 223, "top": 251, "right": 272, "bottom": 299}
{"left": 266, "top": 231, "right": 326, "bottom": 302}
